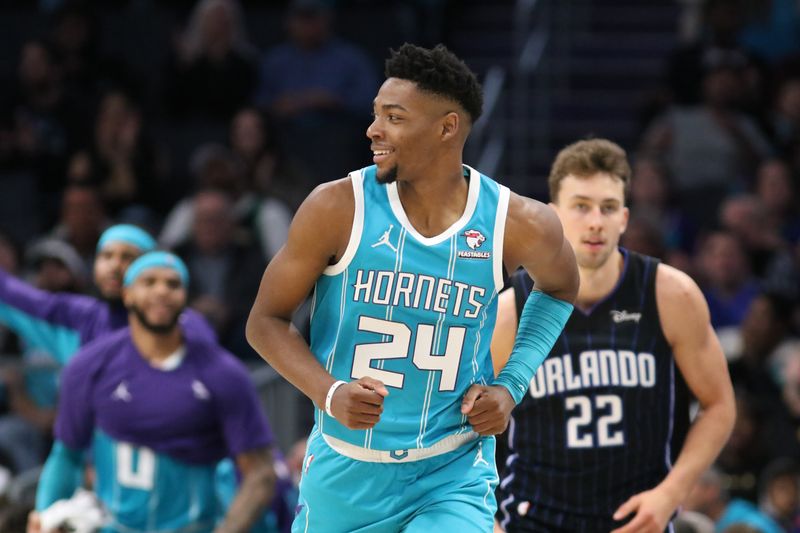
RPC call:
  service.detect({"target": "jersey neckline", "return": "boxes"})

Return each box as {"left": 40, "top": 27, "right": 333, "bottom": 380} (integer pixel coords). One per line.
{"left": 386, "top": 164, "right": 481, "bottom": 247}
{"left": 574, "top": 247, "right": 630, "bottom": 318}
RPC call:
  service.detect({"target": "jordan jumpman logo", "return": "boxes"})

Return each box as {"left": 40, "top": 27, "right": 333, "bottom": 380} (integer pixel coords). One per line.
{"left": 372, "top": 224, "right": 398, "bottom": 253}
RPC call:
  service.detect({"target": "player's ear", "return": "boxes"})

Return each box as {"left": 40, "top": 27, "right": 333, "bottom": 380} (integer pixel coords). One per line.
{"left": 620, "top": 206, "right": 630, "bottom": 235}
{"left": 441, "top": 112, "right": 459, "bottom": 140}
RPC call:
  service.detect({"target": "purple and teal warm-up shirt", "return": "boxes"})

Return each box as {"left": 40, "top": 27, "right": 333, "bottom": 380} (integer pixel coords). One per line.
{"left": 41, "top": 327, "right": 275, "bottom": 532}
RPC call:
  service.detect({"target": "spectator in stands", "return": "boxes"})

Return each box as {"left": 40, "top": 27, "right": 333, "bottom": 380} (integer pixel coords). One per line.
{"left": 738, "top": 0, "right": 800, "bottom": 65}
{"left": 758, "top": 458, "right": 800, "bottom": 531}
{"left": 630, "top": 154, "right": 696, "bottom": 252}
{"left": 728, "top": 293, "right": 800, "bottom": 462}
{"left": 772, "top": 77, "right": 800, "bottom": 165}
{"left": 25, "top": 237, "right": 87, "bottom": 294}
{"left": 66, "top": 89, "right": 162, "bottom": 216}
{"left": 0, "top": 38, "right": 89, "bottom": 222}
{"left": 683, "top": 467, "right": 782, "bottom": 533}
{"left": 716, "top": 391, "right": 771, "bottom": 503}
{"left": 667, "top": 0, "right": 762, "bottom": 106}
{"left": 230, "top": 106, "right": 310, "bottom": 211}
{"left": 619, "top": 213, "right": 668, "bottom": 259}
{"left": 719, "top": 194, "right": 788, "bottom": 279}
{"left": 0, "top": 233, "right": 21, "bottom": 357}
{"left": 0, "top": 235, "right": 21, "bottom": 412}
{"left": 728, "top": 293, "right": 794, "bottom": 394}
{"left": 160, "top": 143, "right": 290, "bottom": 261}
{"left": 0, "top": 239, "right": 87, "bottom": 474}
{"left": 780, "top": 339, "right": 800, "bottom": 408}
{"left": 642, "top": 61, "right": 773, "bottom": 229}
{"left": 754, "top": 159, "right": 800, "bottom": 244}
{"left": 694, "top": 230, "right": 760, "bottom": 330}
{"left": 164, "top": 0, "right": 258, "bottom": 120}
{"left": 46, "top": 184, "right": 107, "bottom": 273}
{"left": 255, "top": 0, "right": 378, "bottom": 180}
{"left": 173, "top": 189, "right": 265, "bottom": 360}
{"left": 47, "top": 2, "right": 135, "bottom": 102}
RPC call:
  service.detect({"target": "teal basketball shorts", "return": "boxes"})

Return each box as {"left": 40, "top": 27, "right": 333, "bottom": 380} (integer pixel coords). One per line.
{"left": 292, "top": 429, "right": 498, "bottom": 532}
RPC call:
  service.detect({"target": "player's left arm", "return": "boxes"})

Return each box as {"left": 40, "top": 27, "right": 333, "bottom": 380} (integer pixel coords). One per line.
{"left": 463, "top": 194, "right": 579, "bottom": 435}
{"left": 611, "top": 264, "right": 735, "bottom": 533}
{"left": 215, "top": 447, "right": 276, "bottom": 533}
{"left": 490, "top": 287, "right": 518, "bottom": 377}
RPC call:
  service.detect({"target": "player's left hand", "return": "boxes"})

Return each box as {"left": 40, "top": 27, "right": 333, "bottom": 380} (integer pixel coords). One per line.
{"left": 610, "top": 487, "right": 679, "bottom": 533}
{"left": 461, "top": 384, "right": 515, "bottom": 435}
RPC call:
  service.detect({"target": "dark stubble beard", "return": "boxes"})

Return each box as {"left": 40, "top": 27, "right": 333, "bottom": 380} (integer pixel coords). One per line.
{"left": 104, "top": 295, "right": 124, "bottom": 308}
{"left": 376, "top": 164, "right": 399, "bottom": 184}
{"left": 129, "top": 304, "right": 183, "bottom": 335}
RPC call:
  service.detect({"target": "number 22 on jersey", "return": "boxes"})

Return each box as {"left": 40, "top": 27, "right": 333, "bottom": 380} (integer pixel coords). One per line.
{"left": 565, "top": 394, "right": 624, "bottom": 448}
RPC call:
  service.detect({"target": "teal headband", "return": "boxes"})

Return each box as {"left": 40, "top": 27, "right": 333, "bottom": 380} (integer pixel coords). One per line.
{"left": 123, "top": 251, "right": 189, "bottom": 288}
{"left": 96, "top": 224, "right": 156, "bottom": 253}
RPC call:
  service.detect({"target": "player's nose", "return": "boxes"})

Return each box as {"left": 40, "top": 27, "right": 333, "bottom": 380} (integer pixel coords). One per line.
{"left": 586, "top": 206, "right": 603, "bottom": 228}
{"left": 366, "top": 118, "right": 382, "bottom": 140}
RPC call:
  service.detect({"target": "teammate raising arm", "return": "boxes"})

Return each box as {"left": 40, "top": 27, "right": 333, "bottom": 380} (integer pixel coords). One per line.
{"left": 29, "top": 252, "right": 278, "bottom": 533}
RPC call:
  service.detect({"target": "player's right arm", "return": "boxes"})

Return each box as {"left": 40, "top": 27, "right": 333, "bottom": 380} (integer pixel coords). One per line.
{"left": 246, "top": 178, "right": 387, "bottom": 430}
{"left": 0, "top": 267, "right": 93, "bottom": 360}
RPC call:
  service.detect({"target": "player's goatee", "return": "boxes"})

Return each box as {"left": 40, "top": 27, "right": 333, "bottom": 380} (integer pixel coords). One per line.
{"left": 129, "top": 304, "right": 183, "bottom": 335}
{"left": 376, "top": 165, "right": 399, "bottom": 184}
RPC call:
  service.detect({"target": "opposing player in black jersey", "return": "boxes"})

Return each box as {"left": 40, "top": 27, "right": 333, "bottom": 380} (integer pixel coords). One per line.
{"left": 492, "top": 139, "right": 735, "bottom": 533}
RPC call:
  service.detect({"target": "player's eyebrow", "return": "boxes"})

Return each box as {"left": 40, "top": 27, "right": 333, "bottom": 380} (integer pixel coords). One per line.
{"left": 569, "top": 194, "right": 620, "bottom": 205}
{"left": 373, "top": 103, "right": 409, "bottom": 112}
{"left": 569, "top": 194, "right": 595, "bottom": 202}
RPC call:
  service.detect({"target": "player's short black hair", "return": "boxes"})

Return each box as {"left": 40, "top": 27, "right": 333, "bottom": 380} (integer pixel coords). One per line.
{"left": 385, "top": 43, "right": 483, "bottom": 124}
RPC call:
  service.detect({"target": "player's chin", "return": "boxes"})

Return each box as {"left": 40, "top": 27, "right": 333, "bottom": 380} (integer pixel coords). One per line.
{"left": 99, "top": 282, "right": 122, "bottom": 300}
{"left": 144, "top": 311, "right": 181, "bottom": 331}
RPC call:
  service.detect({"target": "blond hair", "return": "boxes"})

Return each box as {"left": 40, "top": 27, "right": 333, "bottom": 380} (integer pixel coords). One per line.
{"left": 548, "top": 139, "right": 631, "bottom": 202}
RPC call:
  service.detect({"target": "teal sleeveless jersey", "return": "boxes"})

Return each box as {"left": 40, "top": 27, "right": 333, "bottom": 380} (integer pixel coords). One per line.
{"left": 309, "top": 165, "right": 510, "bottom": 451}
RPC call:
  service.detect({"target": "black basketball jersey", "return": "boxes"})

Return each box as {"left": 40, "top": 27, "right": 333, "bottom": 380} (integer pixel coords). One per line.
{"left": 497, "top": 250, "right": 677, "bottom": 533}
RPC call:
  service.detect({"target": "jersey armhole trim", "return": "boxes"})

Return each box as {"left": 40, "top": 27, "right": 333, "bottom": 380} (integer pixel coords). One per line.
{"left": 323, "top": 170, "right": 365, "bottom": 276}
{"left": 493, "top": 185, "right": 511, "bottom": 292}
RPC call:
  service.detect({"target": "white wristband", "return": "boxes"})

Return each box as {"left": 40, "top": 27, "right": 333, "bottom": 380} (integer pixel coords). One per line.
{"left": 325, "top": 380, "right": 347, "bottom": 418}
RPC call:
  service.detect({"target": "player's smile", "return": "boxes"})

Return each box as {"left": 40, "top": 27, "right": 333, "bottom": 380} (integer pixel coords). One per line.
{"left": 371, "top": 145, "right": 394, "bottom": 165}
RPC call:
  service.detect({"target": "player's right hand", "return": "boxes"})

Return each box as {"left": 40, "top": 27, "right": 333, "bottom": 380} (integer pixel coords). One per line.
{"left": 329, "top": 377, "right": 388, "bottom": 430}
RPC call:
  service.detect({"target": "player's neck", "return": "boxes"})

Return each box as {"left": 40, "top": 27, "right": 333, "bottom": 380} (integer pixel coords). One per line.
{"left": 575, "top": 250, "right": 624, "bottom": 310}
{"left": 129, "top": 319, "right": 184, "bottom": 364}
{"left": 396, "top": 164, "right": 468, "bottom": 238}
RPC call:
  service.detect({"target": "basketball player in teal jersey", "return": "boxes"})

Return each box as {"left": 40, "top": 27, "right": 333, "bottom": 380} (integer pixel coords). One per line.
{"left": 247, "top": 43, "right": 579, "bottom": 532}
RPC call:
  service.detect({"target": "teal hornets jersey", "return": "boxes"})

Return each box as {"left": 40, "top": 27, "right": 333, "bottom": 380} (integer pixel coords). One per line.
{"left": 92, "top": 430, "right": 218, "bottom": 532}
{"left": 310, "top": 165, "right": 509, "bottom": 451}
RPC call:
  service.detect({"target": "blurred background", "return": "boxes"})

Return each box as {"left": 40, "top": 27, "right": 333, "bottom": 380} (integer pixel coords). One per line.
{"left": 0, "top": 0, "right": 799, "bottom": 531}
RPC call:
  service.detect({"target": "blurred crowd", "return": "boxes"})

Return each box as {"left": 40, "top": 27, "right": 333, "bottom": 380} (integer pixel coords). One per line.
{"left": 625, "top": 1, "right": 800, "bottom": 531}
{"left": 0, "top": 0, "right": 799, "bottom": 531}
